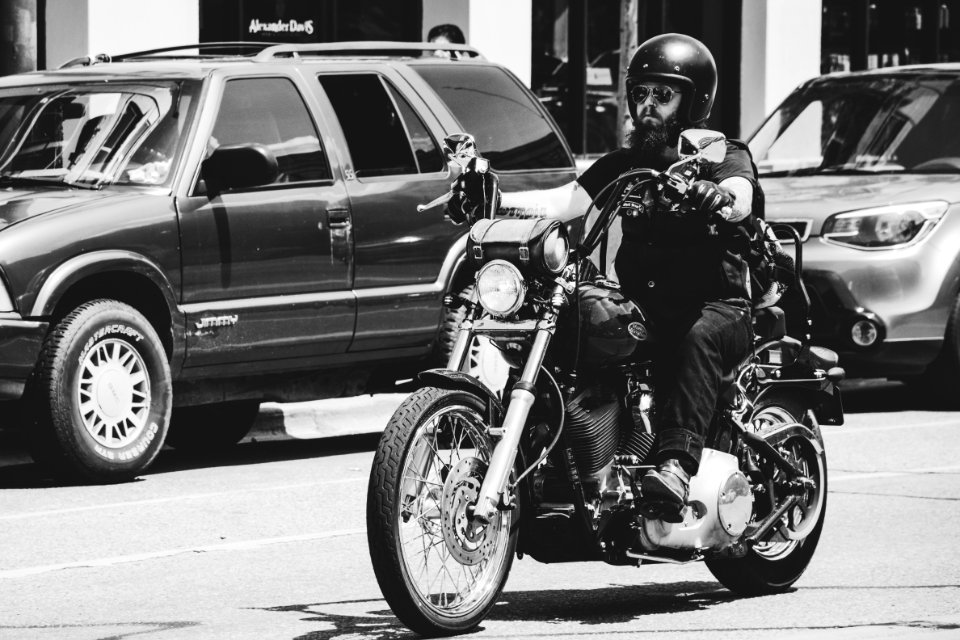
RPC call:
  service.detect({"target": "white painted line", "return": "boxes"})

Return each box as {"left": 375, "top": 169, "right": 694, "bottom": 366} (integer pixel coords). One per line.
{"left": 825, "top": 419, "right": 960, "bottom": 435}
{"left": 0, "top": 477, "right": 365, "bottom": 522}
{"left": 832, "top": 463, "right": 960, "bottom": 483}
{"left": 0, "top": 528, "right": 366, "bottom": 580}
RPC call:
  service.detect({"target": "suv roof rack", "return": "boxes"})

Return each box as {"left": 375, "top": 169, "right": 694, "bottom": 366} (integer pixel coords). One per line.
{"left": 56, "top": 41, "right": 482, "bottom": 69}
{"left": 58, "top": 42, "right": 275, "bottom": 68}
{"left": 253, "top": 41, "right": 483, "bottom": 60}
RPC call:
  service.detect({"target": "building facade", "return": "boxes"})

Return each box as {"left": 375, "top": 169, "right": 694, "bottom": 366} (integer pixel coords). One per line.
{"left": 3, "top": 0, "right": 958, "bottom": 153}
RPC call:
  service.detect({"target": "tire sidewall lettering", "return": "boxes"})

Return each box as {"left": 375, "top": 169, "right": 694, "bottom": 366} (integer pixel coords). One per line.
{"left": 78, "top": 323, "right": 145, "bottom": 367}
{"left": 68, "top": 315, "right": 163, "bottom": 467}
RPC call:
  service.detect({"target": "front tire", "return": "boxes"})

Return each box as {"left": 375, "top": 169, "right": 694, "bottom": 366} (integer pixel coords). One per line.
{"left": 367, "top": 387, "right": 517, "bottom": 636}
{"left": 25, "top": 299, "right": 171, "bottom": 483}
{"left": 706, "top": 397, "right": 827, "bottom": 595}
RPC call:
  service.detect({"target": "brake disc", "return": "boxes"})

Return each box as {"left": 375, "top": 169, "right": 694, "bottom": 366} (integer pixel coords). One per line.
{"left": 441, "top": 457, "right": 500, "bottom": 566}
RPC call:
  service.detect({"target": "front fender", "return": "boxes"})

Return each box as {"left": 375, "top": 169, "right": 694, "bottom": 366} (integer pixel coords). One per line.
{"left": 29, "top": 250, "right": 179, "bottom": 318}
{"left": 418, "top": 368, "right": 505, "bottom": 419}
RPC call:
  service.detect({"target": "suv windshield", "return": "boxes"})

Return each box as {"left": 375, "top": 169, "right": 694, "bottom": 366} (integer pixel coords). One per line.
{"left": 0, "top": 81, "right": 199, "bottom": 188}
{"left": 749, "top": 74, "right": 960, "bottom": 176}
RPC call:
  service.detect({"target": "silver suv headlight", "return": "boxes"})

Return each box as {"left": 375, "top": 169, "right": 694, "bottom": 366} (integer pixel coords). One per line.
{"left": 821, "top": 201, "right": 948, "bottom": 249}
{"left": 476, "top": 260, "right": 526, "bottom": 318}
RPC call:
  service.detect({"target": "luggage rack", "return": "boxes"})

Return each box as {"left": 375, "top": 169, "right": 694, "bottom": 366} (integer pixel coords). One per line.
{"left": 58, "top": 41, "right": 483, "bottom": 68}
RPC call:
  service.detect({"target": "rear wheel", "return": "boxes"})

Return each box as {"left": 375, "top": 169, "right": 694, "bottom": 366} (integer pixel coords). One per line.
{"left": 706, "top": 397, "right": 827, "bottom": 595}
{"left": 367, "top": 387, "right": 517, "bottom": 635}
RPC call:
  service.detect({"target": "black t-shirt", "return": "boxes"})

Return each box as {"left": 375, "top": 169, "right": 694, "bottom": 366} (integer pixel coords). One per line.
{"left": 576, "top": 142, "right": 758, "bottom": 316}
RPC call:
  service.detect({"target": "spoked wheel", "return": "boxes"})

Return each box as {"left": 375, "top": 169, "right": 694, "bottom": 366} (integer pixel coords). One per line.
{"left": 367, "top": 387, "right": 517, "bottom": 636}
{"left": 706, "top": 397, "right": 828, "bottom": 596}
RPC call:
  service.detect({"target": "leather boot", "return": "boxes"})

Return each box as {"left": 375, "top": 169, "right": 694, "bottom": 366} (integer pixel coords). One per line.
{"left": 639, "top": 459, "right": 691, "bottom": 523}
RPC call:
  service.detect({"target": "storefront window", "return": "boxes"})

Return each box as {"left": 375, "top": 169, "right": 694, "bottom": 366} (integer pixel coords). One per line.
{"left": 822, "top": 0, "right": 960, "bottom": 74}
{"left": 199, "top": 0, "right": 422, "bottom": 44}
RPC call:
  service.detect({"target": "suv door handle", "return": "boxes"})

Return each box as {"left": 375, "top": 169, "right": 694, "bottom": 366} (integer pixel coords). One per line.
{"left": 327, "top": 208, "right": 352, "bottom": 266}
{"left": 328, "top": 208, "right": 351, "bottom": 229}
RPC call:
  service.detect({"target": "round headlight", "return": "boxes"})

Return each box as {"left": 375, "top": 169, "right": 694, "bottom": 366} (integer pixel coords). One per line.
{"left": 541, "top": 226, "right": 570, "bottom": 274}
{"left": 476, "top": 260, "right": 526, "bottom": 318}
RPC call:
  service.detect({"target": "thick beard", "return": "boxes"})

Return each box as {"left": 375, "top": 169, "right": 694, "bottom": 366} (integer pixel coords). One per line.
{"left": 627, "top": 113, "right": 683, "bottom": 162}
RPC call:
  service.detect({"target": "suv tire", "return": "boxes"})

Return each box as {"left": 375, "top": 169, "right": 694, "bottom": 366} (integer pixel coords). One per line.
{"left": 166, "top": 401, "right": 261, "bottom": 453}
{"left": 25, "top": 299, "right": 171, "bottom": 483}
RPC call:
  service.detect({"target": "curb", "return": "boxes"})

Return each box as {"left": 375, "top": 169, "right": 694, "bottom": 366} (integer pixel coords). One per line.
{"left": 242, "top": 393, "right": 407, "bottom": 443}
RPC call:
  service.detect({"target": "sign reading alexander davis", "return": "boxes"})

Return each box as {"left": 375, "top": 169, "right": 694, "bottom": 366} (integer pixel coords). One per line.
{"left": 248, "top": 19, "right": 315, "bottom": 35}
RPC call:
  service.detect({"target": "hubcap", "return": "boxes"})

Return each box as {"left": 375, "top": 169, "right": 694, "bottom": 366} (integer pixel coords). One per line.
{"left": 78, "top": 338, "right": 151, "bottom": 449}
{"left": 441, "top": 457, "right": 498, "bottom": 565}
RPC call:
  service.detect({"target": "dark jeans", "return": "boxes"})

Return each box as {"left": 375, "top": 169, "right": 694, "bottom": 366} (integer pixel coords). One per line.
{"left": 647, "top": 299, "right": 754, "bottom": 472}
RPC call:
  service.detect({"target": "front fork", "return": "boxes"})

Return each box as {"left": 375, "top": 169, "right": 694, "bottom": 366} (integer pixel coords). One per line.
{"left": 471, "top": 285, "right": 565, "bottom": 524}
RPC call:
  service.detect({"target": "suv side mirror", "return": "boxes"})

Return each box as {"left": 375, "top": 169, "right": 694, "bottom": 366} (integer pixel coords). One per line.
{"left": 201, "top": 143, "right": 279, "bottom": 194}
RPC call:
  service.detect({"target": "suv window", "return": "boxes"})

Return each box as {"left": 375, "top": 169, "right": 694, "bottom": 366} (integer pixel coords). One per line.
{"left": 0, "top": 82, "right": 198, "bottom": 188}
{"left": 318, "top": 74, "right": 443, "bottom": 177}
{"left": 210, "top": 77, "right": 330, "bottom": 184}
{"left": 413, "top": 65, "right": 571, "bottom": 171}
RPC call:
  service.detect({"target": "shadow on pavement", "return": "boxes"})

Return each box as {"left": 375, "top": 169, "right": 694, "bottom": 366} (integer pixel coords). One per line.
{"left": 0, "top": 431, "right": 381, "bottom": 489}
{"left": 838, "top": 379, "right": 957, "bottom": 414}
{"left": 265, "top": 581, "right": 739, "bottom": 639}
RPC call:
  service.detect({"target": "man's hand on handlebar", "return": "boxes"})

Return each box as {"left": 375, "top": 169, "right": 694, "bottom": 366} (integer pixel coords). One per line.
{"left": 446, "top": 157, "right": 501, "bottom": 225}
{"left": 682, "top": 179, "right": 735, "bottom": 219}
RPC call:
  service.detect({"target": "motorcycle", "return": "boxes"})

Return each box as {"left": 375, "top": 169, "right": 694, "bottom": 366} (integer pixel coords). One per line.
{"left": 366, "top": 130, "right": 845, "bottom": 636}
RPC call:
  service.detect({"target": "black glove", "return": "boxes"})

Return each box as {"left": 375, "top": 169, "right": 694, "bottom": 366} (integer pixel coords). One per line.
{"left": 685, "top": 180, "right": 734, "bottom": 217}
{"left": 446, "top": 159, "right": 500, "bottom": 224}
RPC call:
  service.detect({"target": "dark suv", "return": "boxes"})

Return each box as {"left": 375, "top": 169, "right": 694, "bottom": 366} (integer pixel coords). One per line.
{"left": 0, "top": 42, "right": 575, "bottom": 482}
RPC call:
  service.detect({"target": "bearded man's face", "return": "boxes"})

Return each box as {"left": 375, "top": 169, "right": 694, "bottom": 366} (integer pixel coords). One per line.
{"left": 626, "top": 80, "right": 685, "bottom": 157}
{"left": 628, "top": 111, "right": 682, "bottom": 156}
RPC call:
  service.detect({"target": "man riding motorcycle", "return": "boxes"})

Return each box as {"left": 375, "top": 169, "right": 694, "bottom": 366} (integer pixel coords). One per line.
{"left": 449, "top": 33, "right": 761, "bottom": 522}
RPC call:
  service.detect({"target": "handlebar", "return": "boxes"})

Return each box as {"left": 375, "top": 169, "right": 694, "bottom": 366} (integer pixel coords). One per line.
{"left": 416, "top": 191, "right": 453, "bottom": 213}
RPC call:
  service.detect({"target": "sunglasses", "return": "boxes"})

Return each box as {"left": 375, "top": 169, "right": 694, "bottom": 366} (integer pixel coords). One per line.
{"left": 629, "top": 84, "right": 681, "bottom": 105}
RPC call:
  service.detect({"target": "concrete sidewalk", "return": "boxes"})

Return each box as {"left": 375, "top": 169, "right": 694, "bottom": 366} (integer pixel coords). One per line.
{"left": 0, "top": 394, "right": 409, "bottom": 467}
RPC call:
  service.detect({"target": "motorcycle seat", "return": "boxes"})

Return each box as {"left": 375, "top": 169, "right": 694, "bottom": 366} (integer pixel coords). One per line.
{"left": 752, "top": 306, "right": 786, "bottom": 341}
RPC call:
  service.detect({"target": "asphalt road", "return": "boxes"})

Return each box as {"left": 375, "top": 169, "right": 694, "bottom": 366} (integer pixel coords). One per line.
{"left": 1, "top": 381, "right": 959, "bottom": 640}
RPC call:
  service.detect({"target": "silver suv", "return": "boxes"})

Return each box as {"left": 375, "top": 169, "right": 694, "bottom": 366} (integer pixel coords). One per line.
{"left": 750, "top": 64, "right": 960, "bottom": 400}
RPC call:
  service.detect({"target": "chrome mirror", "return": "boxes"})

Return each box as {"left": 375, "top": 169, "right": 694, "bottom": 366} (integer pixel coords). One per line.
{"left": 443, "top": 133, "right": 479, "bottom": 169}
{"left": 678, "top": 129, "right": 727, "bottom": 163}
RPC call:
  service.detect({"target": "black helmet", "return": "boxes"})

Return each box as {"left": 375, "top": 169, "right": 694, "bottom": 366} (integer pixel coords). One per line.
{"left": 560, "top": 281, "right": 655, "bottom": 369}
{"left": 626, "top": 33, "right": 717, "bottom": 126}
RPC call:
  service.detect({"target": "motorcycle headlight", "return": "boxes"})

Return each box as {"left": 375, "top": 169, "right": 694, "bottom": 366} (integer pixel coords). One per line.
{"left": 821, "top": 201, "right": 948, "bottom": 249}
{"left": 476, "top": 260, "right": 526, "bottom": 318}
{"left": 541, "top": 225, "right": 570, "bottom": 274}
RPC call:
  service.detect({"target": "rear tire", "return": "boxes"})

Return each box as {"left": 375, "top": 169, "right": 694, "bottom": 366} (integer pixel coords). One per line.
{"left": 24, "top": 299, "right": 171, "bottom": 483}
{"left": 166, "top": 401, "right": 261, "bottom": 453}
{"left": 706, "top": 397, "right": 827, "bottom": 596}
{"left": 367, "top": 387, "right": 517, "bottom": 636}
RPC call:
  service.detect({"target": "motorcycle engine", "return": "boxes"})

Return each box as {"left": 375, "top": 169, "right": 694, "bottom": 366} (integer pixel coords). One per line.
{"left": 534, "top": 385, "right": 655, "bottom": 516}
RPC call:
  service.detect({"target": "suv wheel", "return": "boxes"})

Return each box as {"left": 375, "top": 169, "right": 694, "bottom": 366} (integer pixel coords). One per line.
{"left": 166, "top": 401, "right": 261, "bottom": 453}
{"left": 25, "top": 299, "right": 171, "bottom": 483}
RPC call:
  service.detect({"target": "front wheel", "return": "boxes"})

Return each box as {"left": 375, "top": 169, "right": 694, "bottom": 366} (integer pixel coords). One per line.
{"left": 706, "top": 398, "right": 827, "bottom": 595}
{"left": 367, "top": 387, "right": 517, "bottom": 636}
{"left": 24, "top": 299, "right": 171, "bottom": 483}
